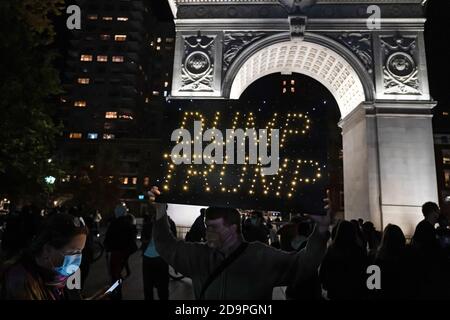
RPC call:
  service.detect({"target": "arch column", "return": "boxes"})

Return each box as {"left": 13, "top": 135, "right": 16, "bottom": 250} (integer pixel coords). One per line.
{"left": 340, "top": 101, "right": 438, "bottom": 236}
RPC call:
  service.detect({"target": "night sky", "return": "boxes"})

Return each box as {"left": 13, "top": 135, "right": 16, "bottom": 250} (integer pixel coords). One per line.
{"left": 424, "top": 1, "right": 450, "bottom": 131}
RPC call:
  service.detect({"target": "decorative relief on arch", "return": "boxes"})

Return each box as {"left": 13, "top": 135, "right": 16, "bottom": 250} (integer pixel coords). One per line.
{"left": 326, "top": 33, "right": 373, "bottom": 75}
{"left": 180, "top": 32, "right": 216, "bottom": 92}
{"left": 222, "top": 32, "right": 269, "bottom": 74}
{"left": 380, "top": 35, "right": 420, "bottom": 95}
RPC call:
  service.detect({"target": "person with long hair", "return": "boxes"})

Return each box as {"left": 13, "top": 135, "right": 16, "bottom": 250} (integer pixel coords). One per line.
{"left": 0, "top": 214, "right": 87, "bottom": 300}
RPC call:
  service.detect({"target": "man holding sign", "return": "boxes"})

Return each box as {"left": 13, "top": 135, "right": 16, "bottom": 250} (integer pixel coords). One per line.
{"left": 149, "top": 187, "right": 330, "bottom": 300}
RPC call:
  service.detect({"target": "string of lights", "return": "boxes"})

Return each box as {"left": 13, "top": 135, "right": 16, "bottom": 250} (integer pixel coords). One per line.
{"left": 162, "top": 110, "right": 324, "bottom": 200}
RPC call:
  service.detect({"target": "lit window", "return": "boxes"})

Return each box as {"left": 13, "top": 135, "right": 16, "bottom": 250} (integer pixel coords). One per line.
{"left": 114, "top": 35, "right": 127, "bottom": 42}
{"left": 164, "top": 91, "right": 168, "bottom": 97}
{"left": 105, "top": 112, "right": 117, "bottom": 119}
{"left": 77, "top": 78, "right": 90, "bottom": 84}
{"left": 132, "top": 177, "right": 137, "bottom": 185}
{"left": 103, "top": 134, "right": 115, "bottom": 140}
{"left": 100, "top": 34, "right": 111, "bottom": 40}
{"left": 80, "top": 54, "right": 93, "bottom": 62}
{"left": 291, "top": 80, "right": 295, "bottom": 85}
{"left": 74, "top": 100, "right": 87, "bottom": 107}
{"left": 119, "top": 114, "right": 133, "bottom": 120}
{"left": 102, "top": 16, "right": 113, "bottom": 21}
{"left": 282, "top": 88, "right": 286, "bottom": 94}
{"left": 143, "top": 177, "right": 150, "bottom": 186}
{"left": 445, "top": 170, "right": 450, "bottom": 188}
{"left": 97, "top": 55, "right": 108, "bottom": 62}
{"left": 87, "top": 14, "right": 98, "bottom": 20}
{"left": 87, "top": 133, "right": 98, "bottom": 139}
{"left": 291, "top": 87, "right": 295, "bottom": 93}
{"left": 443, "top": 150, "right": 450, "bottom": 165}
{"left": 112, "top": 56, "right": 124, "bottom": 63}
{"left": 156, "top": 46, "right": 161, "bottom": 51}
{"left": 69, "top": 133, "right": 82, "bottom": 139}
{"left": 117, "top": 17, "right": 128, "bottom": 21}
{"left": 122, "top": 177, "right": 129, "bottom": 185}
{"left": 152, "top": 91, "right": 159, "bottom": 96}
{"left": 145, "top": 97, "right": 150, "bottom": 103}
{"left": 283, "top": 81, "right": 287, "bottom": 85}
{"left": 150, "top": 41, "right": 154, "bottom": 47}
{"left": 164, "top": 81, "right": 169, "bottom": 88}
{"left": 443, "top": 112, "right": 449, "bottom": 116}
{"left": 157, "top": 37, "right": 162, "bottom": 43}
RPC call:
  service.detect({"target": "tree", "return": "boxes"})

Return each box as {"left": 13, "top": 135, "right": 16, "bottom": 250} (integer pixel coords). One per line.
{"left": 57, "top": 144, "right": 123, "bottom": 217}
{"left": 0, "top": 0, "right": 65, "bottom": 203}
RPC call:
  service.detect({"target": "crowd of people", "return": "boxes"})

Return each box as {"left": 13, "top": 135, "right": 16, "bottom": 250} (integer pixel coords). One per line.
{"left": 1, "top": 193, "right": 450, "bottom": 300}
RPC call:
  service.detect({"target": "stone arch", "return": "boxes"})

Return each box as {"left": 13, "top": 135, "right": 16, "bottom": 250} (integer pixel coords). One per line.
{"left": 223, "top": 32, "right": 375, "bottom": 119}
{"left": 167, "top": 1, "right": 438, "bottom": 237}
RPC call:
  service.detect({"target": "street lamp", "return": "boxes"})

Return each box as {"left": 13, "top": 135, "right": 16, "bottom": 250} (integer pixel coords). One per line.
{"left": 45, "top": 176, "right": 56, "bottom": 184}
{"left": 44, "top": 176, "right": 56, "bottom": 209}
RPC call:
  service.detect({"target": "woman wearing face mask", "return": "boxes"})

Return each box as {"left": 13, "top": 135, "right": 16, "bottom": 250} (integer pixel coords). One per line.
{"left": 0, "top": 213, "right": 88, "bottom": 300}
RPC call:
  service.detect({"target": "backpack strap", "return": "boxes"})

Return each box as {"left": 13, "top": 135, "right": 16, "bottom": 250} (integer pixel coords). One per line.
{"left": 199, "top": 242, "right": 249, "bottom": 300}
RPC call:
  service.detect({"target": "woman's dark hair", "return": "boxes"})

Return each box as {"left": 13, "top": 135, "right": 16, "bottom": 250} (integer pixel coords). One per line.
{"left": 331, "top": 220, "right": 342, "bottom": 241}
{"left": 29, "top": 213, "right": 88, "bottom": 255}
{"left": 376, "top": 224, "right": 405, "bottom": 260}
{"left": 422, "top": 202, "right": 439, "bottom": 218}
{"left": 332, "top": 220, "right": 358, "bottom": 249}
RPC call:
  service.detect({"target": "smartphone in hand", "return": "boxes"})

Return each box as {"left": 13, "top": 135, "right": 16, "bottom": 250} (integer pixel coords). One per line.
{"left": 105, "top": 279, "right": 122, "bottom": 295}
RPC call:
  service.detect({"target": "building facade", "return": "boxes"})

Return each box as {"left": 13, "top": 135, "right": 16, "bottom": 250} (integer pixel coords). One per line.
{"left": 57, "top": 0, "right": 175, "bottom": 215}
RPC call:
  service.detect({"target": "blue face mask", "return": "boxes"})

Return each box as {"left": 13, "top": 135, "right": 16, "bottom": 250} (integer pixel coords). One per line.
{"left": 54, "top": 253, "right": 82, "bottom": 277}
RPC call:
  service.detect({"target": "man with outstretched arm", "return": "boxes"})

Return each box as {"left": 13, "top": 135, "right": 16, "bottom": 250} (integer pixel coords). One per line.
{"left": 151, "top": 188, "right": 330, "bottom": 300}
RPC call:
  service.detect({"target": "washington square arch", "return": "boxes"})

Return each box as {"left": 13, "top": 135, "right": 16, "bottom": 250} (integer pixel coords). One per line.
{"left": 165, "top": 0, "right": 437, "bottom": 236}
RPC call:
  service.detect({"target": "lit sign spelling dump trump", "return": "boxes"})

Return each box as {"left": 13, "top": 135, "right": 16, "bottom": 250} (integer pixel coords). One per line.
{"left": 158, "top": 107, "right": 328, "bottom": 213}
